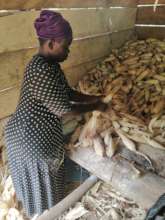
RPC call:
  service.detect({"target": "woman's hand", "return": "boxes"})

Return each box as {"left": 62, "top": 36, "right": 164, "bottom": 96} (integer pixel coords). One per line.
{"left": 95, "top": 100, "right": 108, "bottom": 112}
{"left": 69, "top": 89, "right": 104, "bottom": 104}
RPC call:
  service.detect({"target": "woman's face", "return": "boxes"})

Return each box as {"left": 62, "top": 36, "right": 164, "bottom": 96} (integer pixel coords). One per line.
{"left": 49, "top": 38, "right": 72, "bottom": 62}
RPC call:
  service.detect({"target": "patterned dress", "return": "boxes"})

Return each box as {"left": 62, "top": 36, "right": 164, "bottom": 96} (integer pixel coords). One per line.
{"left": 4, "top": 54, "right": 72, "bottom": 218}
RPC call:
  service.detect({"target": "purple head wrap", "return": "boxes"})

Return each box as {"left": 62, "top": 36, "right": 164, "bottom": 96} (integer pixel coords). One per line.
{"left": 34, "top": 10, "right": 73, "bottom": 43}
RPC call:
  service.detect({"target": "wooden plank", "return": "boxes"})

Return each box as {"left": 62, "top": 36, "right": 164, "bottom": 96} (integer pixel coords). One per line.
{"left": 108, "top": 8, "right": 136, "bottom": 32}
{"left": 0, "top": 49, "right": 34, "bottom": 91}
{"left": 0, "top": 58, "right": 106, "bottom": 119}
{"left": 117, "top": 143, "right": 165, "bottom": 178}
{"left": 0, "top": 117, "right": 10, "bottom": 140}
{"left": 138, "top": 143, "right": 165, "bottom": 178}
{"left": 0, "top": 35, "right": 111, "bottom": 91}
{"left": 0, "top": 87, "right": 20, "bottom": 119}
{"left": 69, "top": 147, "right": 165, "bottom": 209}
{"left": 0, "top": 29, "right": 135, "bottom": 91}
{"left": 136, "top": 26, "right": 165, "bottom": 39}
{"left": 136, "top": 6, "right": 165, "bottom": 24}
{"left": 0, "top": 59, "right": 104, "bottom": 120}
{"left": 109, "top": 0, "right": 138, "bottom": 7}
{"left": 0, "top": 0, "right": 108, "bottom": 10}
{"left": 109, "top": 28, "right": 137, "bottom": 49}
{"left": 0, "top": 0, "right": 138, "bottom": 10}
{"left": 0, "top": 10, "right": 108, "bottom": 53}
{"left": 139, "top": 0, "right": 165, "bottom": 4}
{"left": 65, "top": 27, "right": 136, "bottom": 85}
{"left": 64, "top": 57, "right": 105, "bottom": 86}
{"left": 37, "top": 176, "right": 98, "bottom": 220}
{"left": 0, "top": 8, "right": 137, "bottom": 54}
{"left": 0, "top": 29, "right": 135, "bottom": 119}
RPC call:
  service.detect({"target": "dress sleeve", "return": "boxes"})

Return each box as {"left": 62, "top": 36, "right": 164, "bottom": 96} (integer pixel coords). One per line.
{"left": 58, "top": 67, "right": 75, "bottom": 96}
{"left": 30, "top": 64, "right": 72, "bottom": 117}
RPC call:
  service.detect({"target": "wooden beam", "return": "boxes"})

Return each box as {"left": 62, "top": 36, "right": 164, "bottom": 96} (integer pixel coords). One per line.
{"left": 0, "top": 0, "right": 138, "bottom": 10}
{"left": 69, "top": 147, "right": 165, "bottom": 209}
{"left": 37, "top": 176, "right": 98, "bottom": 220}
{"left": 136, "top": 26, "right": 165, "bottom": 39}
{"left": 138, "top": 0, "right": 165, "bottom": 4}
{"left": 136, "top": 6, "right": 165, "bottom": 24}
{"left": 138, "top": 143, "right": 165, "bottom": 178}
{"left": 0, "top": 8, "right": 136, "bottom": 54}
{"left": 117, "top": 143, "right": 165, "bottom": 178}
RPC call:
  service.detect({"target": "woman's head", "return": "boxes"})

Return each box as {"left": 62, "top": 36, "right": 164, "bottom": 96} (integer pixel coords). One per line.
{"left": 34, "top": 10, "right": 73, "bottom": 62}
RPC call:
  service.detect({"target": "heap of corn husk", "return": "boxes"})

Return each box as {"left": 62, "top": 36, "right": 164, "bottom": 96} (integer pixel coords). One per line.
{"left": 58, "top": 181, "right": 146, "bottom": 220}
{"left": 69, "top": 38, "right": 165, "bottom": 160}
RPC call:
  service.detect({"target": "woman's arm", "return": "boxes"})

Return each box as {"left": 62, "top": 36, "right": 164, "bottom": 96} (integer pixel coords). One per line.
{"left": 59, "top": 68, "right": 102, "bottom": 104}
{"left": 69, "top": 89, "right": 102, "bottom": 104}
{"left": 62, "top": 100, "right": 107, "bottom": 117}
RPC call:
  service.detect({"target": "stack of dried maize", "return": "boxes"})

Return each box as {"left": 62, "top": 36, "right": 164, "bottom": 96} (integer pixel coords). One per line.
{"left": 69, "top": 39, "right": 165, "bottom": 158}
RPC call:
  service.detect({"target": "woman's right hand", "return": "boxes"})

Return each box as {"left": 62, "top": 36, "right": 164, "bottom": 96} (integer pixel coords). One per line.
{"left": 95, "top": 100, "right": 108, "bottom": 112}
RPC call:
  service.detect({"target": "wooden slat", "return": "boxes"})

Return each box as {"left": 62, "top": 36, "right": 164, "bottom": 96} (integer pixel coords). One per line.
{"left": 108, "top": 8, "right": 137, "bottom": 32}
{"left": 0, "top": 8, "right": 136, "bottom": 54}
{"left": 0, "top": 0, "right": 107, "bottom": 10}
{"left": 0, "top": 58, "right": 104, "bottom": 119}
{"left": 0, "top": 59, "right": 104, "bottom": 119}
{"left": 0, "top": 29, "right": 135, "bottom": 119}
{"left": 0, "top": 49, "right": 33, "bottom": 91}
{"left": 110, "top": 29, "right": 137, "bottom": 48}
{"left": 0, "top": 117, "right": 10, "bottom": 140}
{"left": 139, "top": 0, "right": 165, "bottom": 4}
{"left": 136, "top": 26, "right": 165, "bottom": 39}
{"left": 109, "top": 0, "right": 138, "bottom": 6}
{"left": 136, "top": 6, "right": 165, "bottom": 24}
{"left": 0, "top": 29, "right": 135, "bottom": 91}
{"left": 70, "top": 147, "right": 165, "bottom": 209}
{"left": 0, "top": 10, "right": 108, "bottom": 53}
{"left": 0, "top": 87, "right": 20, "bottom": 119}
{"left": 64, "top": 58, "right": 105, "bottom": 86}
{"left": 0, "top": 0, "right": 138, "bottom": 10}
{"left": 0, "top": 35, "right": 111, "bottom": 91}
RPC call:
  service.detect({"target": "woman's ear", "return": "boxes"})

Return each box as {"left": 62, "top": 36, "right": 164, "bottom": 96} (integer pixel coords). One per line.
{"left": 48, "top": 40, "right": 54, "bottom": 50}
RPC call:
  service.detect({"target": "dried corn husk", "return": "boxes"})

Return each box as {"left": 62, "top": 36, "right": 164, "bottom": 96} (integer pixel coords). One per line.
{"left": 93, "top": 136, "right": 105, "bottom": 157}
{"left": 143, "top": 136, "right": 165, "bottom": 150}
{"left": 115, "top": 129, "right": 136, "bottom": 152}
{"left": 79, "top": 111, "right": 101, "bottom": 146}
{"left": 103, "top": 131, "right": 117, "bottom": 158}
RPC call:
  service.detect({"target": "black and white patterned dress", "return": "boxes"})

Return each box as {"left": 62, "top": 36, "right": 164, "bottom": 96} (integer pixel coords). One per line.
{"left": 4, "top": 54, "right": 72, "bottom": 218}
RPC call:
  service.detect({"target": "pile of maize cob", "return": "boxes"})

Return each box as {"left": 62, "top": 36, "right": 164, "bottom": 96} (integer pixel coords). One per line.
{"left": 70, "top": 39, "right": 165, "bottom": 158}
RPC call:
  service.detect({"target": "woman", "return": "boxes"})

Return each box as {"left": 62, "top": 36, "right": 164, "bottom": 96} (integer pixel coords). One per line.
{"left": 4, "top": 10, "right": 105, "bottom": 219}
